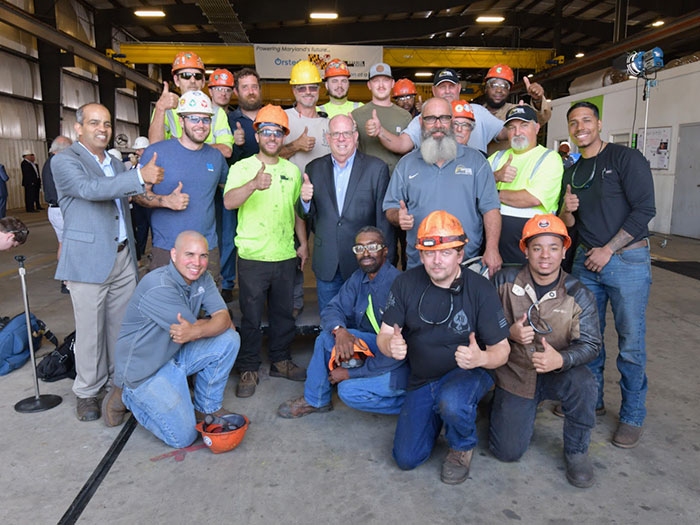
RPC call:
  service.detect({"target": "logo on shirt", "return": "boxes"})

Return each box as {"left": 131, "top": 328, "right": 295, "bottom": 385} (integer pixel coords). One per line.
{"left": 395, "top": 126, "right": 403, "bottom": 133}
{"left": 454, "top": 165, "right": 473, "bottom": 176}
{"left": 449, "top": 309, "right": 470, "bottom": 335}
{"left": 408, "top": 172, "right": 419, "bottom": 179}
{"left": 386, "top": 291, "right": 396, "bottom": 309}
{"left": 206, "top": 163, "right": 214, "bottom": 172}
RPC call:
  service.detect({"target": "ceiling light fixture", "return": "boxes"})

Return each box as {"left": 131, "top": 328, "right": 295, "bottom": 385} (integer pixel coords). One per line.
{"left": 651, "top": 20, "right": 664, "bottom": 27}
{"left": 476, "top": 16, "right": 505, "bottom": 23}
{"left": 134, "top": 10, "right": 165, "bottom": 17}
{"left": 415, "top": 72, "right": 432, "bottom": 77}
{"left": 527, "top": 73, "right": 534, "bottom": 78}
{"left": 575, "top": 52, "right": 585, "bottom": 58}
{"left": 310, "top": 12, "right": 338, "bottom": 20}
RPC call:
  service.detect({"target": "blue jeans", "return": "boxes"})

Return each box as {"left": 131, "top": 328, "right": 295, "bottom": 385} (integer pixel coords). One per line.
{"left": 304, "top": 330, "right": 405, "bottom": 414}
{"left": 572, "top": 244, "right": 651, "bottom": 427}
{"left": 122, "top": 329, "right": 240, "bottom": 448}
{"left": 316, "top": 268, "right": 345, "bottom": 314}
{"left": 215, "top": 188, "right": 238, "bottom": 290}
{"left": 393, "top": 367, "right": 493, "bottom": 470}
{"left": 489, "top": 366, "right": 597, "bottom": 460}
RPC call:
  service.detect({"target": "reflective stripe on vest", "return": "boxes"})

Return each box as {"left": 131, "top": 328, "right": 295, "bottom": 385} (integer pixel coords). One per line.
{"left": 366, "top": 294, "right": 381, "bottom": 335}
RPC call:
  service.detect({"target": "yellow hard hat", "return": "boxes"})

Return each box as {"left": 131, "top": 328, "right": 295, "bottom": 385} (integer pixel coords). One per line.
{"left": 290, "top": 60, "right": 322, "bottom": 85}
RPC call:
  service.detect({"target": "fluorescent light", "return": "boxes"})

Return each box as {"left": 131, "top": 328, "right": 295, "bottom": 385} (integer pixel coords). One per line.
{"left": 476, "top": 16, "right": 505, "bottom": 23}
{"left": 415, "top": 72, "right": 432, "bottom": 77}
{"left": 205, "top": 69, "right": 215, "bottom": 74}
{"left": 651, "top": 20, "right": 664, "bottom": 27}
{"left": 310, "top": 12, "right": 338, "bottom": 19}
{"left": 575, "top": 52, "right": 585, "bottom": 58}
{"left": 134, "top": 10, "right": 165, "bottom": 17}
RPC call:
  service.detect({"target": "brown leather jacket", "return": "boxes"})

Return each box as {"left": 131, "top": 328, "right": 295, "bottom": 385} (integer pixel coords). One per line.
{"left": 492, "top": 265, "right": 600, "bottom": 398}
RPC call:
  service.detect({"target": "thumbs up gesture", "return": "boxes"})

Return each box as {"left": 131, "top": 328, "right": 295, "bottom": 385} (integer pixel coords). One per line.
{"left": 523, "top": 76, "right": 545, "bottom": 101}
{"left": 139, "top": 152, "right": 164, "bottom": 185}
{"left": 156, "top": 81, "right": 179, "bottom": 111}
{"left": 509, "top": 312, "right": 534, "bottom": 345}
{"left": 233, "top": 121, "right": 245, "bottom": 146}
{"left": 169, "top": 312, "right": 196, "bottom": 344}
{"left": 301, "top": 172, "right": 314, "bottom": 203}
{"left": 415, "top": 95, "right": 423, "bottom": 113}
{"left": 531, "top": 337, "right": 564, "bottom": 373}
{"left": 166, "top": 181, "right": 190, "bottom": 211}
{"left": 398, "top": 200, "right": 414, "bottom": 231}
{"left": 456, "top": 332, "right": 485, "bottom": 369}
{"left": 366, "top": 109, "right": 382, "bottom": 137}
{"left": 389, "top": 324, "right": 408, "bottom": 360}
{"left": 562, "top": 184, "right": 579, "bottom": 214}
{"left": 294, "top": 126, "right": 315, "bottom": 152}
{"left": 495, "top": 153, "right": 517, "bottom": 183}
{"left": 253, "top": 161, "right": 272, "bottom": 191}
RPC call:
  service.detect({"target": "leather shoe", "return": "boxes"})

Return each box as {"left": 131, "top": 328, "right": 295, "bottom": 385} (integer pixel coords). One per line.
{"left": 236, "top": 370, "right": 258, "bottom": 398}
{"left": 564, "top": 452, "right": 595, "bottom": 488}
{"left": 278, "top": 396, "right": 332, "bottom": 419}
{"left": 612, "top": 422, "right": 643, "bottom": 448}
{"left": 440, "top": 449, "right": 473, "bottom": 485}
{"left": 102, "top": 385, "right": 128, "bottom": 427}
{"left": 270, "top": 359, "right": 306, "bottom": 381}
{"left": 76, "top": 396, "right": 100, "bottom": 421}
{"left": 553, "top": 404, "right": 606, "bottom": 418}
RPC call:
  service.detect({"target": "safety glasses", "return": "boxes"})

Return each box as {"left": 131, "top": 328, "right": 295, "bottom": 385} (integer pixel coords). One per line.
{"left": 351, "top": 243, "right": 384, "bottom": 255}
{"left": 258, "top": 128, "right": 285, "bottom": 139}
{"left": 182, "top": 115, "right": 212, "bottom": 125}
{"left": 418, "top": 285, "right": 453, "bottom": 325}
{"left": 294, "top": 85, "right": 319, "bottom": 93}
{"left": 527, "top": 302, "right": 553, "bottom": 335}
{"left": 178, "top": 72, "right": 204, "bottom": 81}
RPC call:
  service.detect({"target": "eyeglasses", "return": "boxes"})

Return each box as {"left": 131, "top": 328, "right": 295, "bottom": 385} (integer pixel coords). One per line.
{"left": 329, "top": 131, "right": 354, "bottom": 140}
{"left": 210, "top": 86, "right": 233, "bottom": 93}
{"left": 294, "top": 85, "right": 319, "bottom": 93}
{"left": 418, "top": 284, "right": 454, "bottom": 325}
{"left": 178, "top": 72, "right": 204, "bottom": 81}
{"left": 182, "top": 115, "right": 212, "bottom": 125}
{"left": 351, "top": 243, "right": 384, "bottom": 255}
{"left": 422, "top": 115, "right": 452, "bottom": 125}
{"left": 416, "top": 235, "right": 465, "bottom": 248}
{"left": 8, "top": 229, "right": 28, "bottom": 234}
{"left": 486, "top": 79, "right": 510, "bottom": 90}
{"left": 453, "top": 121, "right": 474, "bottom": 131}
{"left": 396, "top": 95, "right": 414, "bottom": 102}
{"left": 258, "top": 128, "right": 285, "bottom": 139}
{"left": 527, "top": 302, "right": 553, "bottom": 335}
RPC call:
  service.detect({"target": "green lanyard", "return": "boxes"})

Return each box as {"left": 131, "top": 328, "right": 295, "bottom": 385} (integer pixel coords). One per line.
{"left": 366, "top": 294, "right": 380, "bottom": 334}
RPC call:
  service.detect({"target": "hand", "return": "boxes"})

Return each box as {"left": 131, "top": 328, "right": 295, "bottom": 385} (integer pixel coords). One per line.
{"left": 333, "top": 327, "right": 357, "bottom": 365}
{"left": 294, "top": 127, "right": 315, "bottom": 152}
{"left": 165, "top": 181, "right": 189, "bottom": 210}
{"left": 482, "top": 247, "right": 502, "bottom": 278}
{"left": 296, "top": 243, "right": 308, "bottom": 271}
{"left": 389, "top": 324, "right": 407, "bottom": 360}
{"left": 531, "top": 337, "right": 564, "bottom": 373}
{"left": 253, "top": 162, "right": 272, "bottom": 191}
{"left": 509, "top": 313, "right": 535, "bottom": 345}
{"left": 584, "top": 246, "right": 613, "bottom": 273}
{"left": 562, "top": 184, "right": 579, "bottom": 214}
{"left": 139, "top": 152, "right": 164, "bottom": 185}
{"left": 328, "top": 367, "right": 350, "bottom": 385}
{"left": 301, "top": 173, "right": 313, "bottom": 203}
{"left": 169, "top": 313, "right": 198, "bottom": 344}
{"left": 455, "top": 332, "right": 485, "bottom": 369}
{"left": 415, "top": 95, "right": 423, "bottom": 113}
{"left": 233, "top": 122, "right": 245, "bottom": 146}
{"left": 398, "top": 200, "right": 414, "bottom": 231}
{"left": 523, "top": 77, "right": 545, "bottom": 101}
{"left": 366, "top": 109, "right": 382, "bottom": 137}
{"left": 155, "top": 81, "right": 179, "bottom": 112}
{"left": 495, "top": 153, "right": 517, "bottom": 183}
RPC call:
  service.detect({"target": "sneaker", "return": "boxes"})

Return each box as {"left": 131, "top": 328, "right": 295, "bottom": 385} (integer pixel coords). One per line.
{"left": 236, "top": 370, "right": 258, "bottom": 398}
{"left": 564, "top": 452, "right": 595, "bottom": 488}
{"left": 102, "top": 384, "right": 128, "bottom": 427}
{"left": 553, "top": 404, "right": 606, "bottom": 418}
{"left": 221, "top": 289, "right": 234, "bottom": 303}
{"left": 612, "top": 422, "right": 643, "bottom": 448}
{"left": 278, "top": 396, "right": 332, "bottom": 419}
{"left": 270, "top": 359, "right": 306, "bottom": 381}
{"left": 76, "top": 396, "right": 100, "bottom": 421}
{"left": 440, "top": 449, "right": 473, "bottom": 485}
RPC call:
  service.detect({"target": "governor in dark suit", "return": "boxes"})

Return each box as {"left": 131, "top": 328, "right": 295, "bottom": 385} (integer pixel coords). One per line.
{"left": 299, "top": 114, "right": 394, "bottom": 312}
{"left": 52, "top": 103, "right": 163, "bottom": 422}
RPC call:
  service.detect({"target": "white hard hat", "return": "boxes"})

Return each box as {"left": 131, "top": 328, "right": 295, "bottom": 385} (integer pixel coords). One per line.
{"left": 176, "top": 90, "right": 215, "bottom": 116}
{"left": 22, "top": 149, "right": 34, "bottom": 156}
{"left": 132, "top": 136, "right": 150, "bottom": 150}
{"left": 107, "top": 148, "right": 122, "bottom": 160}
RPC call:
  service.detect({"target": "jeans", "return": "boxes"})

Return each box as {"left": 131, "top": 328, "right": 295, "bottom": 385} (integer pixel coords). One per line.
{"left": 304, "top": 330, "right": 405, "bottom": 414}
{"left": 215, "top": 188, "right": 238, "bottom": 290}
{"left": 489, "top": 366, "right": 597, "bottom": 460}
{"left": 393, "top": 367, "right": 493, "bottom": 470}
{"left": 122, "top": 329, "right": 240, "bottom": 448}
{"left": 572, "top": 244, "right": 651, "bottom": 427}
{"left": 316, "top": 268, "right": 345, "bottom": 314}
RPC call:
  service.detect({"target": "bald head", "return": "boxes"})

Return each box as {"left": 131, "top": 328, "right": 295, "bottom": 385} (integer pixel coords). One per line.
{"left": 171, "top": 231, "right": 209, "bottom": 284}
{"left": 174, "top": 230, "right": 207, "bottom": 251}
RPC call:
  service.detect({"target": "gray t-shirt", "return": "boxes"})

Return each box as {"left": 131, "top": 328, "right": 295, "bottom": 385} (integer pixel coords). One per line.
{"left": 284, "top": 108, "right": 331, "bottom": 174}
{"left": 382, "top": 144, "right": 500, "bottom": 268}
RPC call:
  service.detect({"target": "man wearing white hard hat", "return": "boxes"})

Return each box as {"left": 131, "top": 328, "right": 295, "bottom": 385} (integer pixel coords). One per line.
{"left": 133, "top": 90, "right": 229, "bottom": 283}
{"left": 21, "top": 149, "right": 42, "bottom": 212}
{"left": 127, "top": 136, "right": 151, "bottom": 260}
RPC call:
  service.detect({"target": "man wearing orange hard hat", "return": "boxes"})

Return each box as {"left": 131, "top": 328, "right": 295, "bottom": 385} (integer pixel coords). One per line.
{"left": 377, "top": 211, "right": 510, "bottom": 485}
{"left": 451, "top": 100, "right": 476, "bottom": 146}
{"left": 490, "top": 214, "right": 600, "bottom": 488}
{"left": 392, "top": 78, "right": 421, "bottom": 117}
{"left": 317, "top": 59, "right": 364, "bottom": 118}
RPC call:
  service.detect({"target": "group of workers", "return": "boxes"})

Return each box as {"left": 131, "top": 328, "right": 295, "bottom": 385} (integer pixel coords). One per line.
{"left": 38, "top": 50, "right": 655, "bottom": 490}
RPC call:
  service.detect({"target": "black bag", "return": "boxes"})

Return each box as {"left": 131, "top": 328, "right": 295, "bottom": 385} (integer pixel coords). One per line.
{"left": 37, "top": 331, "right": 76, "bottom": 382}
{"left": 0, "top": 313, "right": 55, "bottom": 376}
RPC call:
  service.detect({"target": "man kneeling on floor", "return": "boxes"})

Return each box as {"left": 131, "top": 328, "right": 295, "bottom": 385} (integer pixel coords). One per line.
{"left": 489, "top": 214, "right": 600, "bottom": 488}
{"left": 278, "top": 226, "right": 408, "bottom": 418}
{"left": 103, "top": 231, "right": 240, "bottom": 448}
{"left": 377, "top": 211, "right": 510, "bottom": 484}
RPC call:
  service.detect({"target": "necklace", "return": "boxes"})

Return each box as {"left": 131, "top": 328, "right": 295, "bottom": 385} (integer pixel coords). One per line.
{"left": 570, "top": 141, "right": 604, "bottom": 190}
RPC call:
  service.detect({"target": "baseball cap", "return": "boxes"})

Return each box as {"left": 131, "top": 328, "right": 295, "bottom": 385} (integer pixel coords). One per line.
{"left": 504, "top": 105, "right": 538, "bottom": 125}
{"left": 433, "top": 68, "right": 459, "bottom": 86}
{"left": 369, "top": 63, "right": 392, "bottom": 79}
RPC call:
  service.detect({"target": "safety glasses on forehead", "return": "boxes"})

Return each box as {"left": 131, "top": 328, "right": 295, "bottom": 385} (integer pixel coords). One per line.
{"left": 351, "top": 243, "right": 384, "bottom": 255}
{"left": 258, "top": 128, "right": 285, "bottom": 138}
{"left": 182, "top": 115, "right": 212, "bottom": 125}
{"left": 416, "top": 235, "right": 466, "bottom": 248}
{"left": 178, "top": 72, "right": 204, "bottom": 80}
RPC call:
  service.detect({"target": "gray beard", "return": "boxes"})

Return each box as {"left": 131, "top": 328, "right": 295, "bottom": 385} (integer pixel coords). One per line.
{"left": 420, "top": 134, "right": 458, "bottom": 165}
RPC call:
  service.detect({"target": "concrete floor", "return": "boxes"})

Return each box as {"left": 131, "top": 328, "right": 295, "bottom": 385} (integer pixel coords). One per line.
{"left": 1, "top": 210, "right": 699, "bottom": 524}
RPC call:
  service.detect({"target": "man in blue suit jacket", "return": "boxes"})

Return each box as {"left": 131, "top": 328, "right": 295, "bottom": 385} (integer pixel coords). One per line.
{"left": 52, "top": 103, "right": 164, "bottom": 422}
{"left": 299, "top": 114, "right": 394, "bottom": 312}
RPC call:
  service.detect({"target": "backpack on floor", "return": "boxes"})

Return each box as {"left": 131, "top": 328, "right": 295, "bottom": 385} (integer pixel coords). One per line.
{"left": 37, "top": 331, "right": 76, "bottom": 382}
{"left": 0, "top": 313, "right": 54, "bottom": 376}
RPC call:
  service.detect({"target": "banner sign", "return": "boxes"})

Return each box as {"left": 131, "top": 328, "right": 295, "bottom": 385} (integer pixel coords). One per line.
{"left": 253, "top": 44, "right": 383, "bottom": 80}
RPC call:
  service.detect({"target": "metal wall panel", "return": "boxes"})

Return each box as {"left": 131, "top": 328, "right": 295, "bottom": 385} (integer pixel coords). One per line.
{"left": 0, "top": 50, "right": 41, "bottom": 100}
{"left": 115, "top": 92, "right": 138, "bottom": 123}
{"left": 0, "top": 0, "right": 37, "bottom": 57}
{"left": 62, "top": 73, "right": 99, "bottom": 110}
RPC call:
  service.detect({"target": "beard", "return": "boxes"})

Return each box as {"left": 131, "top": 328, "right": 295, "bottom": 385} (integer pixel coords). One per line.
{"left": 486, "top": 95, "right": 506, "bottom": 109}
{"left": 511, "top": 135, "right": 531, "bottom": 152}
{"left": 183, "top": 124, "right": 208, "bottom": 145}
{"left": 420, "top": 128, "right": 458, "bottom": 165}
{"left": 239, "top": 95, "right": 262, "bottom": 112}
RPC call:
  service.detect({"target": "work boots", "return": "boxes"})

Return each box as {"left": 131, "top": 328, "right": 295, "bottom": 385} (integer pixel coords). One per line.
{"left": 277, "top": 396, "right": 332, "bottom": 419}
{"left": 102, "top": 384, "right": 128, "bottom": 427}
{"left": 236, "top": 370, "right": 259, "bottom": 398}
{"left": 270, "top": 359, "right": 306, "bottom": 381}
{"left": 440, "top": 449, "right": 473, "bottom": 485}
{"left": 76, "top": 396, "right": 100, "bottom": 422}
{"left": 564, "top": 452, "right": 595, "bottom": 488}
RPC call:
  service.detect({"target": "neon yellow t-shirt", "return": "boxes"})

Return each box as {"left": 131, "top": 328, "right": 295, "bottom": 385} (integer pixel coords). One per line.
{"left": 318, "top": 100, "right": 363, "bottom": 118}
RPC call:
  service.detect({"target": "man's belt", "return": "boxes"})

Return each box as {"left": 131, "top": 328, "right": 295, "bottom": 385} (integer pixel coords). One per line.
{"left": 48, "top": 203, "right": 59, "bottom": 208}
{"left": 615, "top": 238, "right": 649, "bottom": 255}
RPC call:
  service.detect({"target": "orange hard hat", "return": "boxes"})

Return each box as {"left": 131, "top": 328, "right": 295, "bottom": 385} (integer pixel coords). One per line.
{"left": 324, "top": 59, "right": 350, "bottom": 79}
{"left": 208, "top": 68, "right": 234, "bottom": 88}
{"left": 328, "top": 338, "right": 375, "bottom": 371}
{"left": 195, "top": 413, "right": 249, "bottom": 454}
{"left": 485, "top": 64, "right": 515, "bottom": 85}
{"left": 172, "top": 51, "right": 205, "bottom": 74}
{"left": 519, "top": 214, "right": 572, "bottom": 253}
{"left": 253, "top": 104, "right": 290, "bottom": 136}
{"left": 416, "top": 211, "right": 467, "bottom": 251}
{"left": 392, "top": 78, "right": 417, "bottom": 97}
{"left": 451, "top": 100, "right": 475, "bottom": 120}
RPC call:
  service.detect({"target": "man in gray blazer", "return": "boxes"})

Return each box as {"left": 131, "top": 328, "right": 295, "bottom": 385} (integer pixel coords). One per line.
{"left": 52, "top": 103, "right": 164, "bottom": 421}
{"left": 299, "top": 114, "right": 394, "bottom": 312}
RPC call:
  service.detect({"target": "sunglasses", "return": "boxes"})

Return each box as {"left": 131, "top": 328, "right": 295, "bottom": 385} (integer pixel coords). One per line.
{"left": 178, "top": 72, "right": 204, "bottom": 81}
{"left": 294, "top": 85, "right": 319, "bottom": 93}
{"left": 422, "top": 115, "right": 452, "bottom": 125}
{"left": 182, "top": 115, "right": 212, "bottom": 125}
{"left": 258, "top": 128, "right": 285, "bottom": 139}
{"left": 351, "top": 243, "right": 384, "bottom": 255}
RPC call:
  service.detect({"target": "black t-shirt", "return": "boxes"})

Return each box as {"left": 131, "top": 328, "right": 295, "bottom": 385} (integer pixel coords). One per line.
{"left": 559, "top": 142, "right": 655, "bottom": 248}
{"left": 382, "top": 266, "right": 509, "bottom": 389}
